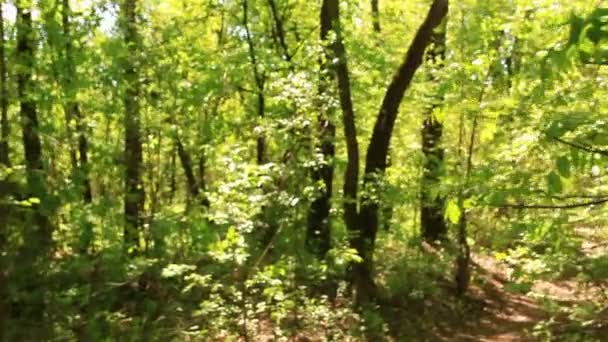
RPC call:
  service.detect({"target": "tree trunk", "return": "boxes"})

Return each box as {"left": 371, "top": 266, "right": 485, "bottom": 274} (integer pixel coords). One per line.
{"left": 62, "top": 0, "right": 92, "bottom": 203}
{"left": 176, "top": 137, "right": 201, "bottom": 204}
{"left": 61, "top": 0, "right": 93, "bottom": 253}
{"left": 320, "top": 0, "right": 361, "bottom": 263}
{"left": 0, "top": 5, "right": 9, "bottom": 167}
{"left": 420, "top": 21, "right": 447, "bottom": 243}
{"left": 122, "top": 0, "right": 144, "bottom": 254}
{"left": 0, "top": 6, "right": 7, "bottom": 330}
{"left": 306, "top": 0, "right": 338, "bottom": 257}
{"left": 17, "top": 0, "right": 52, "bottom": 247}
{"left": 242, "top": 0, "right": 267, "bottom": 165}
{"left": 371, "top": 0, "right": 381, "bottom": 33}
{"left": 16, "top": 0, "right": 53, "bottom": 333}
{"left": 356, "top": 0, "right": 448, "bottom": 303}
{"left": 267, "top": 0, "right": 291, "bottom": 62}
{"left": 198, "top": 152, "right": 210, "bottom": 207}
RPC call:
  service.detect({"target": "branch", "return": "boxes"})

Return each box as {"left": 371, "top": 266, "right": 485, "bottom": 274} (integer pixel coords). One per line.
{"left": 499, "top": 197, "right": 608, "bottom": 209}
{"left": 551, "top": 136, "right": 608, "bottom": 157}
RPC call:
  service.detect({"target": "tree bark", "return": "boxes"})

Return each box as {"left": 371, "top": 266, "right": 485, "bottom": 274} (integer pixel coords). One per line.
{"left": 122, "top": 0, "right": 144, "bottom": 254}
{"left": 420, "top": 20, "right": 447, "bottom": 243}
{"left": 267, "top": 0, "right": 291, "bottom": 62}
{"left": 306, "top": 0, "right": 339, "bottom": 257}
{"left": 15, "top": 0, "right": 53, "bottom": 332}
{"left": 242, "top": 0, "right": 267, "bottom": 165}
{"left": 62, "top": 0, "right": 92, "bottom": 204}
{"left": 0, "top": 6, "right": 7, "bottom": 331}
{"left": 0, "top": 5, "right": 9, "bottom": 167}
{"left": 176, "top": 137, "right": 207, "bottom": 206}
{"left": 356, "top": 0, "right": 448, "bottom": 303}
{"left": 320, "top": 0, "right": 360, "bottom": 262}
{"left": 17, "top": 0, "right": 52, "bottom": 244}
{"left": 371, "top": 0, "right": 381, "bottom": 33}
{"left": 198, "top": 152, "right": 210, "bottom": 207}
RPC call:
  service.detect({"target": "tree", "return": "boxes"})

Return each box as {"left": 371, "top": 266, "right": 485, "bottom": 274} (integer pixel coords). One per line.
{"left": 0, "top": 2, "right": 8, "bottom": 332}
{"left": 420, "top": 19, "right": 448, "bottom": 243}
{"left": 242, "top": 0, "right": 267, "bottom": 165}
{"left": 122, "top": 0, "right": 145, "bottom": 254}
{"left": 371, "top": 0, "right": 381, "bottom": 33}
{"left": 306, "top": 0, "right": 339, "bottom": 257}
{"left": 0, "top": 2, "right": 9, "bottom": 166}
{"left": 15, "top": 0, "right": 53, "bottom": 333}
{"left": 356, "top": 0, "right": 449, "bottom": 303}
{"left": 61, "top": 0, "right": 92, "bottom": 204}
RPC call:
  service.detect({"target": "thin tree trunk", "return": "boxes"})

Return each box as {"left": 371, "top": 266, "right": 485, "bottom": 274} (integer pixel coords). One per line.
{"left": 356, "top": 0, "right": 448, "bottom": 303}
{"left": 0, "top": 6, "right": 7, "bottom": 331}
{"left": 169, "top": 144, "right": 176, "bottom": 204}
{"left": 62, "top": 0, "right": 92, "bottom": 203}
{"left": 318, "top": 0, "right": 360, "bottom": 262}
{"left": 0, "top": 5, "right": 9, "bottom": 166}
{"left": 176, "top": 137, "right": 200, "bottom": 203}
{"left": 122, "top": 0, "right": 144, "bottom": 254}
{"left": 371, "top": 0, "right": 381, "bottom": 33}
{"left": 62, "top": 0, "right": 93, "bottom": 253}
{"left": 455, "top": 96, "right": 479, "bottom": 296}
{"left": 306, "top": 0, "right": 337, "bottom": 257}
{"left": 267, "top": 0, "right": 291, "bottom": 62}
{"left": 197, "top": 152, "right": 210, "bottom": 207}
{"left": 242, "top": 0, "right": 266, "bottom": 165}
{"left": 420, "top": 20, "right": 447, "bottom": 243}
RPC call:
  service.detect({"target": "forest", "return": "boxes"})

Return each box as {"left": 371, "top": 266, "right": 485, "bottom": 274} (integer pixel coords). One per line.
{"left": 1, "top": 0, "right": 608, "bottom": 340}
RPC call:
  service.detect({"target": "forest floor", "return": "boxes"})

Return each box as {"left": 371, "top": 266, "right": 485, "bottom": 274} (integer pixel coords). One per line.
{"left": 382, "top": 227, "right": 608, "bottom": 341}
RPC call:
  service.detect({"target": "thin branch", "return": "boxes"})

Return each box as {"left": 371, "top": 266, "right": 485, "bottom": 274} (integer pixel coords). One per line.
{"left": 499, "top": 198, "right": 608, "bottom": 209}
{"left": 527, "top": 188, "right": 608, "bottom": 200}
{"left": 551, "top": 136, "right": 608, "bottom": 157}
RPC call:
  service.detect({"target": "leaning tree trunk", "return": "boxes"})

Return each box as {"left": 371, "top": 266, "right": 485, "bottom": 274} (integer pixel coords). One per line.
{"left": 122, "top": 0, "right": 144, "bottom": 254}
{"left": 356, "top": 0, "right": 449, "bottom": 304}
{"left": 420, "top": 20, "right": 448, "bottom": 243}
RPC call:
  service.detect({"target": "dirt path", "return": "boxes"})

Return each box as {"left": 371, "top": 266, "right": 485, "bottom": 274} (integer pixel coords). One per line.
{"left": 444, "top": 235, "right": 608, "bottom": 341}
{"left": 383, "top": 239, "right": 608, "bottom": 341}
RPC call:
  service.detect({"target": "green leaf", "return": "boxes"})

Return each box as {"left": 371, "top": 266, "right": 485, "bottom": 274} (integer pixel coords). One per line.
{"left": 547, "top": 171, "right": 563, "bottom": 194}
{"left": 444, "top": 199, "right": 461, "bottom": 225}
{"left": 592, "top": 135, "right": 608, "bottom": 146}
{"left": 161, "top": 264, "right": 196, "bottom": 278}
{"left": 556, "top": 156, "right": 571, "bottom": 178}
